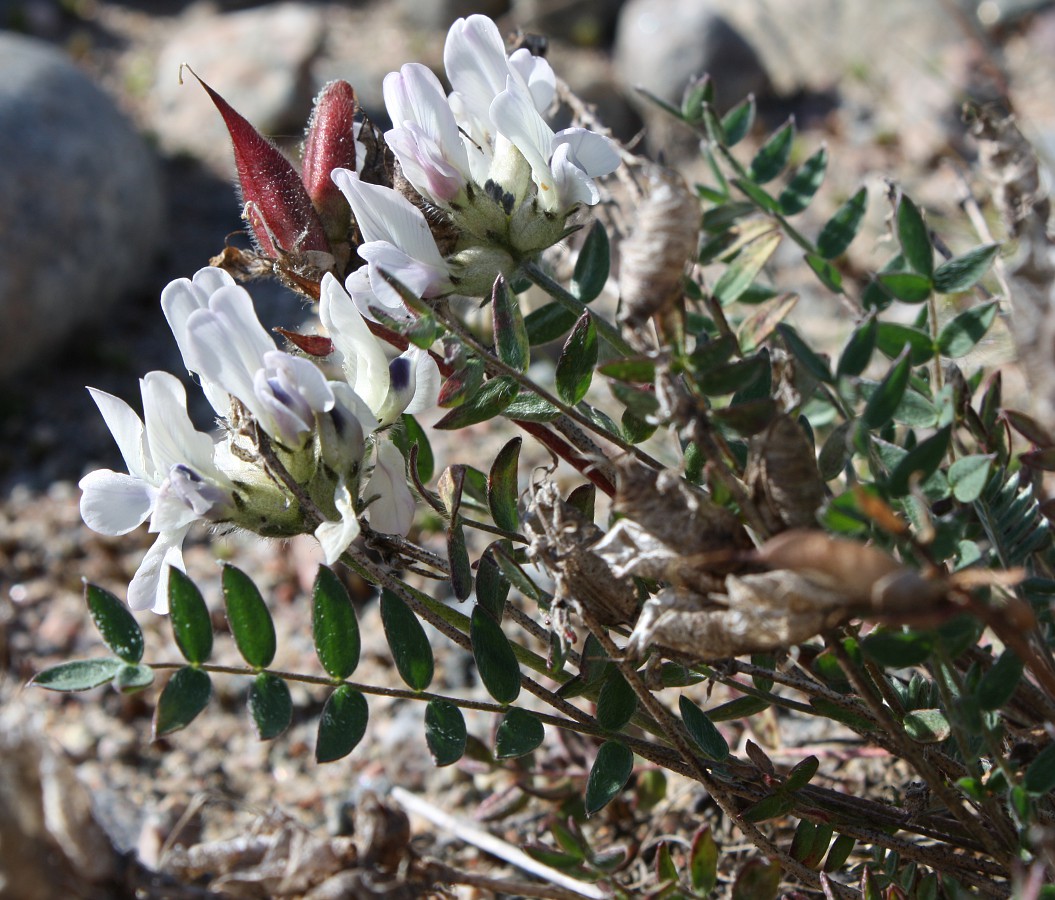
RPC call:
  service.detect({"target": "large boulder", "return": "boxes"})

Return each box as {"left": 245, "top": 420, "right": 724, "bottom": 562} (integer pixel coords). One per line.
{"left": 0, "top": 31, "right": 163, "bottom": 380}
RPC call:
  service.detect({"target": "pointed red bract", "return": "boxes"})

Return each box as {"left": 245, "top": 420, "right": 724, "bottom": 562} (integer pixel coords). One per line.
{"left": 302, "top": 80, "right": 358, "bottom": 241}
{"left": 274, "top": 328, "right": 334, "bottom": 357}
{"left": 193, "top": 71, "right": 330, "bottom": 258}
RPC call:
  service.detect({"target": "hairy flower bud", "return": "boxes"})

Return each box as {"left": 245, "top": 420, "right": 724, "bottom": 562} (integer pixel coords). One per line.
{"left": 302, "top": 80, "right": 360, "bottom": 247}
{"left": 446, "top": 245, "right": 517, "bottom": 297}
{"left": 191, "top": 69, "right": 331, "bottom": 258}
{"left": 618, "top": 169, "right": 699, "bottom": 329}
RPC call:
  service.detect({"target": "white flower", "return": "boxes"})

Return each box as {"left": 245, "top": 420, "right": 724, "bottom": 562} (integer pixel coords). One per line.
{"left": 331, "top": 169, "right": 452, "bottom": 316}
{"left": 363, "top": 441, "right": 417, "bottom": 536}
{"left": 167, "top": 276, "right": 335, "bottom": 448}
{"left": 444, "top": 14, "right": 556, "bottom": 183}
{"left": 384, "top": 63, "right": 470, "bottom": 207}
{"left": 490, "top": 77, "right": 620, "bottom": 213}
{"left": 319, "top": 274, "right": 440, "bottom": 426}
{"left": 161, "top": 267, "right": 239, "bottom": 416}
{"left": 79, "top": 371, "right": 233, "bottom": 613}
{"left": 314, "top": 479, "right": 361, "bottom": 564}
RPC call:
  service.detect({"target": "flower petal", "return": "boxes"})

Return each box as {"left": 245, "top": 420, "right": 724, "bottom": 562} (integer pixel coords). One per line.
{"left": 140, "top": 371, "right": 218, "bottom": 478}
{"left": 490, "top": 78, "right": 558, "bottom": 205}
{"left": 401, "top": 347, "right": 441, "bottom": 416}
{"left": 314, "top": 481, "right": 361, "bottom": 564}
{"left": 127, "top": 527, "right": 190, "bottom": 614}
{"left": 331, "top": 170, "right": 447, "bottom": 269}
{"left": 444, "top": 15, "right": 511, "bottom": 125}
{"left": 184, "top": 284, "right": 277, "bottom": 415}
{"left": 87, "top": 387, "right": 149, "bottom": 481}
{"left": 79, "top": 469, "right": 154, "bottom": 535}
{"left": 508, "top": 47, "right": 556, "bottom": 113}
{"left": 161, "top": 268, "right": 237, "bottom": 415}
{"left": 319, "top": 273, "right": 391, "bottom": 412}
{"left": 364, "top": 442, "right": 416, "bottom": 536}
{"left": 551, "top": 128, "right": 621, "bottom": 177}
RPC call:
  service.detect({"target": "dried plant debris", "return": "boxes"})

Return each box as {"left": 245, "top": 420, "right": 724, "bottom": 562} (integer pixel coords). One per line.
{"left": 625, "top": 531, "right": 954, "bottom": 662}
{"left": 164, "top": 796, "right": 423, "bottom": 899}
{"left": 609, "top": 460, "right": 750, "bottom": 562}
{"left": 745, "top": 413, "right": 826, "bottom": 532}
{"left": 969, "top": 106, "right": 1049, "bottom": 240}
{"left": 626, "top": 574, "right": 843, "bottom": 660}
{"left": 618, "top": 167, "right": 700, "bottom": 337}
{"left": 970, "top": 106, "right": 1055, "bottom": 437}
{"left": 523, "top": 480, "right": 639, "bottom": 628}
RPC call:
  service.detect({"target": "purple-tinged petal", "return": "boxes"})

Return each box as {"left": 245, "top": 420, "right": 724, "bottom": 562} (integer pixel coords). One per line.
{"left": 140, "top": 371, "right": 218, "bottom": 479}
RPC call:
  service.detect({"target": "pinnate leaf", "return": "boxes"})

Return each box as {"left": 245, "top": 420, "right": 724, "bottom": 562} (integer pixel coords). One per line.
{"left": 495, "top": 707, "right": 546, "bottom": 758}
{"left": 585, "top": 741, "right": 634, "bottom": 816}
{"left": 33, "top": 658, "right": 123, "bottom": 692}
{"left": 470, "top": 606, "right": 521, "bottom": 704}
{"left": 556, "top": 312, "right": 598, "bottom": 405}
{"left": 380, "top": 589, "right": 434, "bottom": 691}
{"left": 487, "top": 437, "right": 521, "bottom": 533}
{"left": 897, "top": 194, "right": 933, "bottom": 276}
{"left": 492, "top": 276, "right": 529, "bottom": 372}
{"left": 316, "top": 684, "right": 368, "bottom": 762}
{"left": 425, "top": 699, "right": 467, "bottom": 766}
{"left": 934, "top": 243, "right": 999, "bottom": 293}
{"left": 748, "top": 118, "right": 794, "bottom": 183}
{"left": 937, "top": 301, "right": 998, "bottom": 358}
{"left": 779, "top": 145, "right": 828, "bottom": 215}
{"left": 571, "top": 220, "right": 611, "bottom": 303}
{"left": 222, "top": 564, "right": 276, "bottom": 669}
{"left": 154, "top": 666, "right": 212, "bottom": 737}
{"left": 435, "top": 376, "right": 518, "bottom": 429}
{"left": 312, "top": 566, "right": 360, "bottom": 680}
{"left": 816, "top": 187, "right": 867, "bottom": 259}
{"left": 680, "top": 695, "right": 730, "bottom": 760}
{"left": 86, "top": 583, "right": 143, "bottom": 663}
{"left": 248, "top": 672, "right": 293, "bottom": 740}
{"left": 168, "top": 568, "right": 213, "bottom": 665}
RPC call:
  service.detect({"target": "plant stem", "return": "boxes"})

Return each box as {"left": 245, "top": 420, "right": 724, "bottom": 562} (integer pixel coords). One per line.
{"left": 523, "top": 261, "right": 637, "bottom": 358}
{"left": 581, "top": 613, "right": 857, "bottom": 899}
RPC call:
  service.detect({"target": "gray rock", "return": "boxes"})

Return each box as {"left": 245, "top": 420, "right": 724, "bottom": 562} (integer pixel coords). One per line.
{"left": 396, "top": 0, "right": 510, "bottom": 31}
{"left": 0, "top": 32, "right": 163, "bottom": 380}
{"left": 614, "top": 0, "right": 771, "bottom": 112}
{"left": 152, "top": 3, "right": 325, "bottom": 173}
{"left": 515, "top": 0, "right": 626, "bottom": 47}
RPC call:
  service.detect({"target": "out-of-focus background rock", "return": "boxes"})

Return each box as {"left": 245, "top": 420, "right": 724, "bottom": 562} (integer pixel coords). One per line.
{"left": 1, "top": 0, "right": 1054, "bottom": 896}
{"left": 0, "top": 32, "right": 162, "bottom": 382}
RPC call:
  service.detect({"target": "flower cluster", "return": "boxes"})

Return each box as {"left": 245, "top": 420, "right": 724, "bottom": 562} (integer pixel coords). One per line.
{"left": 81, "top": 14, "right": 618, "bottom": 613}
{"left": 80, "top": 269, "right": 438, "bottom": 613}
{"left": 340, "top": 14, "right": 620, "bottom": 318}
{"left": 198, "top": 15, "right": 619, "bottom": 319}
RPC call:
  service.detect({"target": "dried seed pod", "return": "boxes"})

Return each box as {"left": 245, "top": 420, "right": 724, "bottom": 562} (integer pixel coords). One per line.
{"left": 754, "top": 529, "right": 946, "bottom": 611}
{"left": 524, "top": 481, "right": 639, "bottom": 627}
{"left": 612, "top": 460, "right": 750, "bottom": 562}
{"left": 627, "top": 570, "right": 848, "bottom": 661}
{"left": 755, "top": 530, "right": 900, "bottom": 603}
{"left": 745, "top": 414, "right": 826, "bottom": 532}
{"left": 618, "top": 168, "right": 699, "bottom": 330}
{"left": 969, "top": 106, "right": 1049, "bottom": 239}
